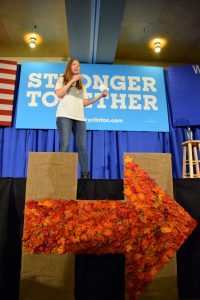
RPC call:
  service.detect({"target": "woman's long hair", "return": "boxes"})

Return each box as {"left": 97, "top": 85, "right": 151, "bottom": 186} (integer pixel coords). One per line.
{"left": 63, "top": 59, "right": 82, "bottom": 89}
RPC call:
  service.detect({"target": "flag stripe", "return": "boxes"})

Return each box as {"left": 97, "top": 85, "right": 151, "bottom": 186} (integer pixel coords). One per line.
{"left": 0, "top": 78, "right": 16, "bottom": 85}
{"left": 0, "top": 83, "right": 15, "bottom": 90}
{"left": 0, "top": 99, "right": 13, "bottom": 105}
{"left": 0, "top": 68, "right": 16, "bottom": 75}
{"left": 0, "top": 121, "right": 11, "bottom": 126}
{"left": 0, "top": 68, "right": 17, "bottom": 75}
{"left": 0, "top": 73, "right": 16, "bottom": 80}
{"left": 0, "top": 89, "right": 14, "bottom": 95}
{"left": 0, "top": 110, "right": 13, "bottom": 116}
{"left": 0, "top": 115, "right": 12, "bottom": 121}
{"left": 0, "top": 59, "right": 17, "bottom": 66}
{"left": 0, "top": 88, "right": 14, "bottom": 95}
{"left": 0, "top": 104, "right": 13, "bottom": 110}
{"left": 0, "top": 93, "right": 13, "bottom": 100}
{"left": 0, "top": 63, "right": 17, "bottom": 71}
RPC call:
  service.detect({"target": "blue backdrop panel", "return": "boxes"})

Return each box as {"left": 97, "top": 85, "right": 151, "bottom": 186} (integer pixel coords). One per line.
{"left": 16, "top": 63, "right": 169, "bottom": 132}
{"left": 167, "top": 65, "right": 200, "bottom": 126}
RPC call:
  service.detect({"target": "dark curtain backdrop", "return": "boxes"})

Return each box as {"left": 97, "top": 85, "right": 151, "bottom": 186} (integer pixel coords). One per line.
{"left": 1, "top": 66, "right": 200, "bottom": 179}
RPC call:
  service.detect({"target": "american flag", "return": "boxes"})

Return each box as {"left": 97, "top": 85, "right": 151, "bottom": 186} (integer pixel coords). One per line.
{"left": 0, "top": 59, "right": 17, "bottom": 126}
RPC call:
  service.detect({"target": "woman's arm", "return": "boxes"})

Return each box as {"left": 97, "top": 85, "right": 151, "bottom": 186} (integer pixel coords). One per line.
{"left": 83, "top": 89, "right": 108, "bottom": 107}
{"left": 55, "top": 75, "right": 83, "bottom": 98}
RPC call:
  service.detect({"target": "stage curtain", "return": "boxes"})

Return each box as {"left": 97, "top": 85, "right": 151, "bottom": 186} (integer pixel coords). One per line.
{"left": 1, "top": 67, "right": 200, "bottom": 179}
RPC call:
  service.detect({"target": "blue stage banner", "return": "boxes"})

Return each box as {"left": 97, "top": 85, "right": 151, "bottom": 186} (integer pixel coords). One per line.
{"left": 167, "top": 65, "right": 200, "bottom": 126}
{"left": 16, "top": 63, "right": 169, "bottom": 131}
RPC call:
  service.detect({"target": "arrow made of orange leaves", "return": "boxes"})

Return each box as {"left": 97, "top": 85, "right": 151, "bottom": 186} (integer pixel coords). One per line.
{"left": 23, "top": 156, "right": 197, "bottom": 299}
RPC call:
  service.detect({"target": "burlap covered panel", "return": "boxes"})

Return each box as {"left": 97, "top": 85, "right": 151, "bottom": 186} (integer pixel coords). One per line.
{"left": 124, "top": 153, "right": 178, "bottom": 300}
{"left": 20, "top": 152, "right": 78, "bottom": 300}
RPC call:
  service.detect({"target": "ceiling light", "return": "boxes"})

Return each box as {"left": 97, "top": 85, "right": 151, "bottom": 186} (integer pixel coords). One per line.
{"left": 154, "top": 42, "right": 161, "bottom": 53}
{"left": 24, "top": 33, "right": 42, "bottom": 48}
{"left": 29, "top": 36, "right": 37, "bottom": 48}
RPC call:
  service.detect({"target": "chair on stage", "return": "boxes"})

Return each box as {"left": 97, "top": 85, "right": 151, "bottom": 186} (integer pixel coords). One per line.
{"left": 182, "top": 140, "right": 200, "bottom": 178}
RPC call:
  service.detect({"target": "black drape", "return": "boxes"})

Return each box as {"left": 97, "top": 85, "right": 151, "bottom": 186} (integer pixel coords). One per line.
{"left": 174, "top": 179, "right": 200, "bottom": 299}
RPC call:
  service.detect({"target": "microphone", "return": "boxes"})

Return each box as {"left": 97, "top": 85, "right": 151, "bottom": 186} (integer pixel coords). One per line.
{"left": 73, "top": 70, "right": 81, "bottom": 86}
{"left": 74, "top": 70, "right": 80, "bottom": 83}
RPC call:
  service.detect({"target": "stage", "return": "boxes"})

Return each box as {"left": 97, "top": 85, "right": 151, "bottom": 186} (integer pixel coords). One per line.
{"left": 0, "top": 178, "right": 200, "bottom": 300}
